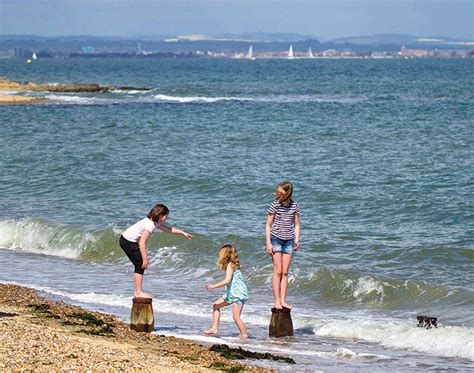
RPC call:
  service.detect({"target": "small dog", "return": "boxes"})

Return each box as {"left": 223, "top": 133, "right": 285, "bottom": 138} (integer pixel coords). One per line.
{"left": 417, "top": 315, "right": 438, "bottom": 329}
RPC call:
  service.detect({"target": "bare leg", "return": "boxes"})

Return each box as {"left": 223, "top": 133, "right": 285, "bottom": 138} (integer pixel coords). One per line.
{"left": 232, "top": 303, "right": 248, "bottom": 339}
{"left": 272, "top": 253, "right": 283, "bottom": 309}
{"left": 205, "top": 298, "right": 229, "bottom": 335}
{"left": 280, "top": 253, "right": 293, "bottom": 309}
{"left": 133, "top": 273, "right": 152, "bottom": 298}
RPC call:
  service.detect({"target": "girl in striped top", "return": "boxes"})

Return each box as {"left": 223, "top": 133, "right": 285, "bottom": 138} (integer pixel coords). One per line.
{"left": 265, "top": 181, "right": 301, "bottom": 310}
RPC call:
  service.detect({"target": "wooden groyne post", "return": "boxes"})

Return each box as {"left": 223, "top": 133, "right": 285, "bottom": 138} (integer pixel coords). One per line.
{"left": 269, "top": 307, "right": 293, "bottom": 337}
{"left": 130, "top": 297, "right": 154, "bottom": 332}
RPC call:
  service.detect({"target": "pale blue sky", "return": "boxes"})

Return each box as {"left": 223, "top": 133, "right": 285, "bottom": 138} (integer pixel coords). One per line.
{"left": 0, "top": 0, "right": 472, "bottom": 40}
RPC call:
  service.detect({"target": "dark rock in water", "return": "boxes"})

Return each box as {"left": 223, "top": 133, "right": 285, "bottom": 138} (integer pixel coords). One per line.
{"left": 42, "top": 83, "right": 106, "bottom": 92}
{"left": 0, "top": 77, "right": 150, "bottom": 93}
{"left": 110, "top": 86, "right": 151, "bottom": 91}
{"left": 130, "top": 297, "right": 154, "bottom": 333}
{"left": 210, "top": 344, "right": 295, "bottom": 364}
{"left": 417, "top": 315, "right": 438, "bottom": 329}
{"left": 269, "top": 307, "right": 293, "bottom": 337}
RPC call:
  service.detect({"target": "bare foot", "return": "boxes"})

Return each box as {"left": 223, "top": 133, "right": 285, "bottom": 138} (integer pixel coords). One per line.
{"left": 134, "top": 292, "right": 152, "bottom": 299}
{"left": 274, "top": 302, "right": 283, "bottom": 309}
{"left": 281, "top": 302, "right": 292, "bottom": 310}
{"left": 204, "top": 329, "right": 218, "bottom": 335}
{"left": 240, "top": 334, "right": 249, "bottom": 340}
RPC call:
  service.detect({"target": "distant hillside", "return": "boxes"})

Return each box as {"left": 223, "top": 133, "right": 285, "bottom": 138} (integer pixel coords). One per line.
{"left": 329, "top": 33, "right": 473, "bottom": 47}
{"left": 0, "top": 33, "right": 472, "bottom": 54}
{"left": 207, "top": 33, "right": 318, "bottom": 42}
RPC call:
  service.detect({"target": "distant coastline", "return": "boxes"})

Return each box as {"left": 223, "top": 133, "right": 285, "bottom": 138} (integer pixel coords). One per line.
{"left": 1, "top": 33, "right": 472, "bottom": 60}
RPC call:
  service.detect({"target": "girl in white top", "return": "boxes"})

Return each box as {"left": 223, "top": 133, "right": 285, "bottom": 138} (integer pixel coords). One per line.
{"left": 120, "top": 204, "right": 192, "bottom": 299}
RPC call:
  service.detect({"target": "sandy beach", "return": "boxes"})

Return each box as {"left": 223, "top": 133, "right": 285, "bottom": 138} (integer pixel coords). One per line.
{"left": 0, "top": 284, "right": 273, "bottom": 372}
{"left": 0, "top": 93, "right": 47, "bottom": 104}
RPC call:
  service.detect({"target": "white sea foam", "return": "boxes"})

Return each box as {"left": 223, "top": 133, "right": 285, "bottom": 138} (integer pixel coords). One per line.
{"left": 335, "top": 348, "right": 391, "bottom": 360}
{"left": 151, "top": 93, "right": 364, "bottom": 104}
{"left": 35, "top": 92, "right": 365, "bottom": 106}
{"left": 0, "top": 90, "right": 21, "bottom": 95}
{"left": 148, "top": 245, "right": 184, "bottom": 267}
{"left": 110, "top": 89, "right": 147, "bottom": 94}
{"left": 254, "top": 94, "right": 365, "bottom": 104}
{"left": 152, "top": 94, "right": 253, "bottom": 103}
{"left": 28, "top": 286, "right": 269, "bottom": 327}
{"left": 0, "top": 219, "right": 83, "bottom": 259}
{"left": 352, "top": 276, "right": 385, "bottom": 302}
{"left": 314, "top": 318, "right": 474, "bottom": 360}
{"left": 44, "top": 94, "right": 113, "bottom": 105}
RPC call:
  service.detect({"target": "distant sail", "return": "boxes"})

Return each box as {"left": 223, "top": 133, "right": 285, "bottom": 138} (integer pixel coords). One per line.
{"left": 307, "top": 47, "right": 314, "bottom": 58}
{"left": 247, "top": 45, "right": 255, "bottom": 60}
{"left": 288, "top": 45, "right": 294, "bottom": 59}
{"left": 32, "top": 52, "right": 37, "bottom": 60}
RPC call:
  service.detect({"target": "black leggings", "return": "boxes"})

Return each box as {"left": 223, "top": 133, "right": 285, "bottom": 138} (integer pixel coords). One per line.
{"left": 119, "top": 235, "right": 144, "bottom": 275}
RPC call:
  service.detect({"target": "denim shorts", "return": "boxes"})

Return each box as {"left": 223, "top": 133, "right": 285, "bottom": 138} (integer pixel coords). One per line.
{"left": 271, "top": 236, "right": 294, "bottom": 254}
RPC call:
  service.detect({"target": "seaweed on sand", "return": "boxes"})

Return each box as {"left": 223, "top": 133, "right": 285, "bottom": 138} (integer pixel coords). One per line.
{"left": 210, "top": 344, "right": 295, "bottom": 364}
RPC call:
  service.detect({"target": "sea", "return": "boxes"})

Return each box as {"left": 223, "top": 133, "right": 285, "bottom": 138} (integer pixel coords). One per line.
{"left": 0, "top": 57, "right": 473, "bottom": 372}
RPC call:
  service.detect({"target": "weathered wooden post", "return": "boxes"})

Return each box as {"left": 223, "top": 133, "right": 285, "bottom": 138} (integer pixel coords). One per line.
{"left": 130, "top": 297, "right": 154, "bottom": 332}
{"left": 269, "top": 307, "right": 293, "bottom": 337}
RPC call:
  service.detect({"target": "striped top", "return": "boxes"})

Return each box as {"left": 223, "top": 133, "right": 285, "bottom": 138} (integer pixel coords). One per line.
{"left": 268, "top": 200, "right": 301, "bottom": 240}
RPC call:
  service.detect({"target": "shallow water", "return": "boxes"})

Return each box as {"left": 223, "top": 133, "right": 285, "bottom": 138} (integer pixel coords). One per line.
{"left": 0, "top": 57, "right": 473, "bottom": 371}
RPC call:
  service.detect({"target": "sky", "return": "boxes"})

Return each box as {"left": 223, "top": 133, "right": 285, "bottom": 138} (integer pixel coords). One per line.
{"left": 0, "top": 0, "right": 472, "bottom": 40}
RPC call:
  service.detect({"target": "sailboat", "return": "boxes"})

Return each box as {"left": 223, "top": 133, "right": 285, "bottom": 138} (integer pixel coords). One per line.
{"left": 288, "top": 45, "right": 295, "bottom": 59}
{"left": 247, "top": 45, "right": 255, "bottom": 60}
{"left": 32, "top": 52, "right": 37, "bottom": 60}
{"left": 307, "top": 47, "right": 314, "bottom": 58}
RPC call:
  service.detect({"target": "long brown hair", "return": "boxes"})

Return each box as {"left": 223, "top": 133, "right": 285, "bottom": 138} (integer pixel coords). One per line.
{"left": 274, "top": 180, "right": 293, "bottom": 207}
{"left": 147, "top": 204, "right": 169, "bottom": 222}
{"left": 217, "top": 244, "right": 241, "bottom": 270}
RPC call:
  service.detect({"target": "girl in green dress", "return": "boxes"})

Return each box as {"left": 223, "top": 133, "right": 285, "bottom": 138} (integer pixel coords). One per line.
{"left": 205, "top": 244, "right": 249, "bottom": 339}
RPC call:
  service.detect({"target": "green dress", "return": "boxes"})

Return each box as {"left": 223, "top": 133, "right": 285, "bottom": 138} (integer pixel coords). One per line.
{"left": 223, "top": 268, "right": 249, "bottom": 304}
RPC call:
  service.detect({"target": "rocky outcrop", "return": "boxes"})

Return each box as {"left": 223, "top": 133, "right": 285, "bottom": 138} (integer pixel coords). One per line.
{"left": 0, "top": 77, "right": 150, "bottom": 93}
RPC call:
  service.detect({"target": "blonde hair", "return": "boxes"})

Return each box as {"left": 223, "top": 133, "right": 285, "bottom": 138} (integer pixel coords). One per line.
{"left": 274, "top": 180, "right": 293, "bottom": 208}
{"left": 217, "top": 244, "right": 241, "bottom": 270}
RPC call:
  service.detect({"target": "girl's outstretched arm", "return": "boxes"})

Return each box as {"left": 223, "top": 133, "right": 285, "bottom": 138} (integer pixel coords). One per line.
{"left": 206, "top": 263, "right": 234, "bottom": 290}
{"left": 294, "top": 214, "right": 300, "bottom": 251}
{"left": 157, "top": 224, "right": 193, "bottom": 239}
{"left": 265, "top": 213, "right": 275, "bottom": 256}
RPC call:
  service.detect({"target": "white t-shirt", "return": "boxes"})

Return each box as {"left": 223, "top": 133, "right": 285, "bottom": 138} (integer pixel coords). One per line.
{"left": 122, "top": 217, "right": 157, "bottom": 242}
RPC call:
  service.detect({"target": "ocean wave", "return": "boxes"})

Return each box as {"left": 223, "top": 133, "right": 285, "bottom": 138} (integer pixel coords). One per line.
{"left": 44, "top": 93, "right": 116, "bottom": 105}
{"left": 1, "top": 218, "right": 470, "bottom": 313}
{"left": 110, "top": 89, "right": 148, "bottom": 94}
{"left": 0, "top": 218, "right": 212, "bottom": 266}
{"left": 0, "top": 218, "right": 122, "bottom": 260}
{"left": 314, "top": 317, "right": 474, "bottom": 360}
{"left": 335, "top": 348, "right": 391, "bottom": 361}
{"left": 151, "top": 93, "right": 364, "bottom": 104}
{"left": 286, "top": 267, "right": 472, "bottom": 309}
{"left": 152, "top": 94, "right": 254, "bottom": 103}
{"left": 33, "top": 91, "right": 365, "bottom": 106}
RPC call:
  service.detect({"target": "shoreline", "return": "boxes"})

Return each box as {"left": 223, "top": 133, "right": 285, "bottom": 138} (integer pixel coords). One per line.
{"left": 0, "top": 283, "right": 273, "bottom": 372}
{"left": 0, "top": 93, "right": 47, "bottom": 104}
